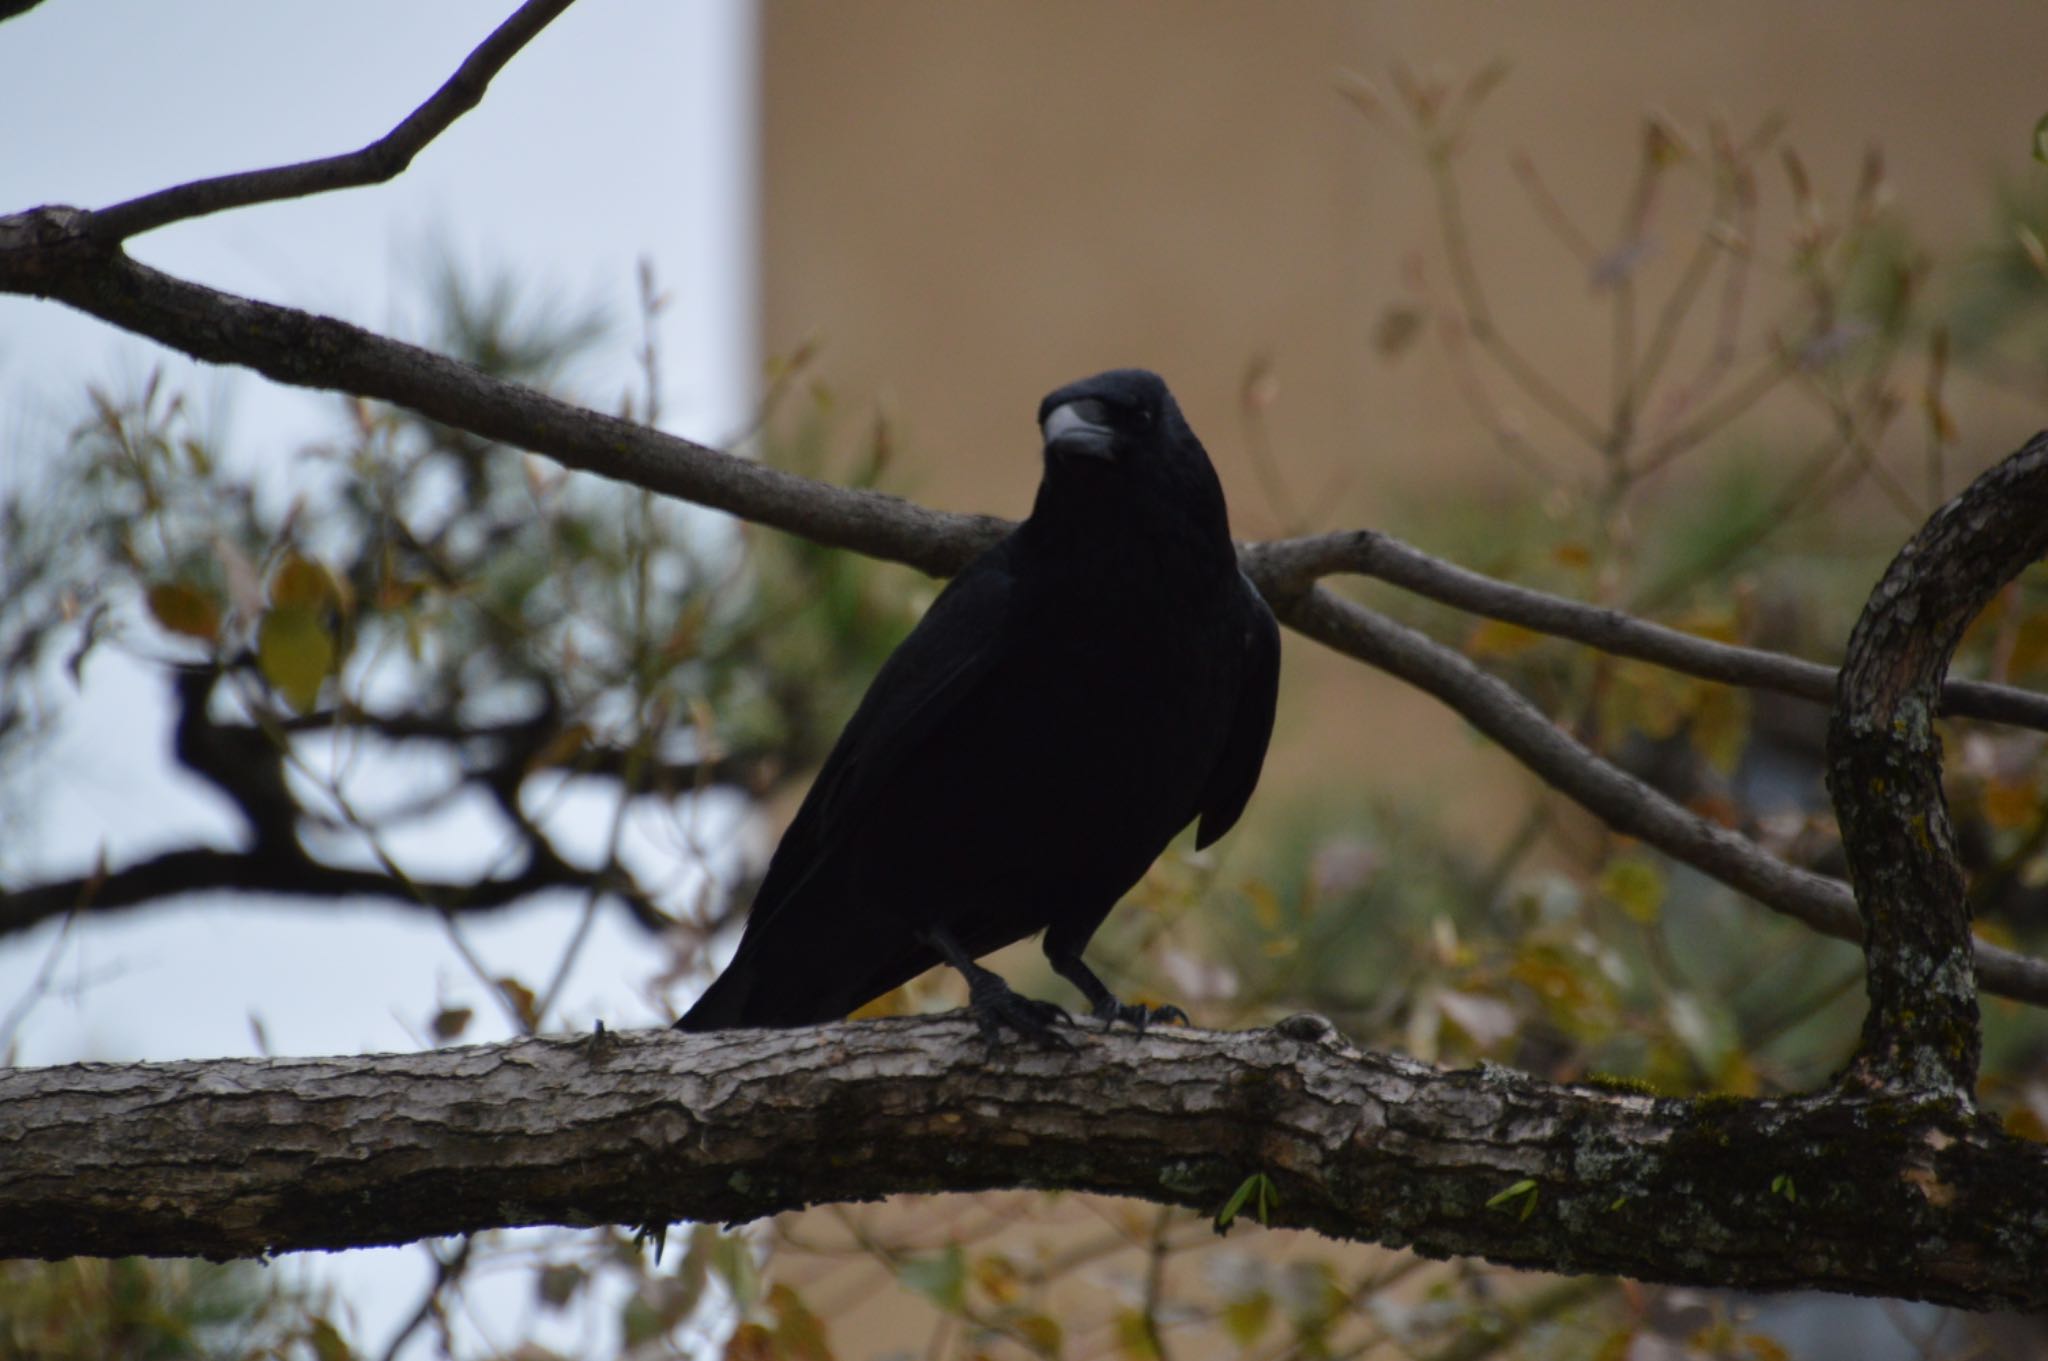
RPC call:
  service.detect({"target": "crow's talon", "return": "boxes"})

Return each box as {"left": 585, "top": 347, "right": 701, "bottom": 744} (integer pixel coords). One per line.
{"left": 968, "top": 985, "right": 1074, "bottom": 1051}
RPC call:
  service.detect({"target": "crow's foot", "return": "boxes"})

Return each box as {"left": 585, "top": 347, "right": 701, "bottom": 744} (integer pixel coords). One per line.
{"left": 966, "top": 978, "right": 1074, "bottom": 1052}
{"left": 1092, "top": 999, "right": 1189, "bottom": 1032}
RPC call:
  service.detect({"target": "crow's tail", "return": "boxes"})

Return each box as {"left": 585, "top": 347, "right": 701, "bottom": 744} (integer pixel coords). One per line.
{"left": 672, "top": 962, "right": 754, "bottom": 1031}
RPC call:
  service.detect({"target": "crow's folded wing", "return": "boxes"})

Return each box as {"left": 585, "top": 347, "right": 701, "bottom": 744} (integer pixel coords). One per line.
{"left": 1194, "top": 575, "right": 1280, "bottom": 849}
{"left": 742, "top": 544, "right": 1017, "bottom": 932}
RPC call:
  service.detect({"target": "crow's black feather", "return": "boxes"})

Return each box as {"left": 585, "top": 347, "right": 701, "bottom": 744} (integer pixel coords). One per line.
{"left": 675, "top": 370, "right": 1280, "bottom": 1040}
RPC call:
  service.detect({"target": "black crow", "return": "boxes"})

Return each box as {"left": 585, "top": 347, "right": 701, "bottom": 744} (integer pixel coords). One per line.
{"left": 675, "top": 369, "right": 1279, "bottom": 1043}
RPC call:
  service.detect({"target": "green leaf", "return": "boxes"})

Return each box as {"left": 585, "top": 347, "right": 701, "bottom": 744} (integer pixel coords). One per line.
{"left": 1222, "top": 1290, "right": 1273, "bottom": 1345}
{"left": 1600, "top": 855, "right": 1667, "bottom": 924}
{"left": 896, "top": 1244, "right": 966, "bottom": 1313}
{"left": 2034, "top": 111, "right": 2048, "bottom": 165}
{"left": 1214, "top": 1171, "right": 1277, "bottom": 1233}
{"left": 1486, "top": 1178, "right": 1540, "bottom": 1221}
{"left": 256, "top": 605, "right": 335, "bottom": 713}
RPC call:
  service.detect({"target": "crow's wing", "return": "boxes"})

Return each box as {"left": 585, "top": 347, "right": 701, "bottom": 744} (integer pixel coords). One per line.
{"left": 742, "top": 542, "right": 1018, "bottom": 933}
{"left": 1193, "top": 575, "right": 1281, "bottom": 849}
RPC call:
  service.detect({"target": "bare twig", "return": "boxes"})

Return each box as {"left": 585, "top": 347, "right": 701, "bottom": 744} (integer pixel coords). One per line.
{"left": 1245, "top": 529, "right": 2048, "bottom": 732}
{"left": 1269, "top": 584, "right": 2048, "bottom": 1007}
{"left": 88, "top": 1, "right": 578, "bottom": 241}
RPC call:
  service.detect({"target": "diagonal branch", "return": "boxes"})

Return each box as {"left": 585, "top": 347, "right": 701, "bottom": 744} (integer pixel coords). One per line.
{"left": 1271, "top": 584, "right": 2048, "bottom": 1007}
{"left": 0, "top": 215, "right": 1006, "bottom": 575}
{"left": 87, "top": 0, "right": 579, "bottom": 242}
{"left": 2, "top": 1019, "right": 2043, "bottom": 1311}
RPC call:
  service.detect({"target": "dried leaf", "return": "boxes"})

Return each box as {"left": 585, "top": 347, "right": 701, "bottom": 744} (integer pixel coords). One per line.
{"left": 431, "top": 1006, "right": 474, "bottom": 1043}
{"left": 146, "top": 582, "right": 221, "bottom": 642}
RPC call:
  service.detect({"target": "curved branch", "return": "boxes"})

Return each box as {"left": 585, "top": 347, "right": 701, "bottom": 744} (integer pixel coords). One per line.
{"left": 87, "top": 0, "right": 579, "bottom": 241}
{"left": 1, "top": 1019, "right": 2043, "bottom": 1310}
{"left": 1828, "top": 432, "right": 2048, "bottom": 1097}
{"left": 1247, "top": 531, "right": 2048, "bottom": 732}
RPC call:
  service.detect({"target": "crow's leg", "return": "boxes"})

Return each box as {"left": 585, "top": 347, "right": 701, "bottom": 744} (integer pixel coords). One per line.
{"left": 1042, "top": 930, "right": 1188, "bottom": 1031}
{"left": 919, "top": 925, "right": 1073, "bottom": 1051}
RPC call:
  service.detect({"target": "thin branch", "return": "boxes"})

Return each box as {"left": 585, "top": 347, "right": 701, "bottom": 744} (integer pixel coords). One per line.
{"left": 0, "top": 843, "right": 662, "bottom": 939}
{"left": 0, "top": 217, "right": 1007, "bottom": 576}
{"left": 1244, "top": 530, "right": 2048, "bottom": 732}
{"left": 87, "top": 0, "right": 578, "bottom": 241}
{"left": 1267, "top": 584, "right": 2048, "bottom": 1008}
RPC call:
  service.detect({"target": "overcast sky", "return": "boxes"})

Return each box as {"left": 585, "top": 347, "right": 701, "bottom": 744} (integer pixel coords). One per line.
{"left": 0, "top": 3, "right": 755, "bottom": 1352}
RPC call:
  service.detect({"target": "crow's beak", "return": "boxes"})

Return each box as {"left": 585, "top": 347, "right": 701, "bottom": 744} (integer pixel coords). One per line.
{"left": 1041, "top": 400, "right": 1116, "bottom": 461}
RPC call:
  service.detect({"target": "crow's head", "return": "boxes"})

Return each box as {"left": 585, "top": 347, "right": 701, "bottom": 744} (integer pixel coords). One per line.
{"left": 1037, "top": 368, "right": 1187, "bottom": 468}
{"left": 1033, "top": 368, "right": 1231, "bottom": 544}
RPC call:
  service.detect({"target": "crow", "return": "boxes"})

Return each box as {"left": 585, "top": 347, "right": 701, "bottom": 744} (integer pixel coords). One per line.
{"left": 675, "top": 369, "right": 1279, "bottom": 1043}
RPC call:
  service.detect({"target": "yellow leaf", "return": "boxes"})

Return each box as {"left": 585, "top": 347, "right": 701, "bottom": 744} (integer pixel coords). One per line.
{"left": 1688, "top": 684, "right": 1752, "bottom": 777}
{"left": 146, "top": 582, "right": 221, "bottom": 642}
{"left": 971, "top": 1253, "right": 1021, "bottom": 1305}
{"left": 1221, "top": 1291, "right": 1272, "bottom": 1346}
{"left": 256, "top": 605, "right": 335, "bottom": 712}
{"left": 1983, "top": 776, "right": 2038, "bottom": 832}
{"left": 1243, "top": 879, "right": 1283, "bottom": 931}
{"left": 496, "top": 976, "right": 540, "bottom": 1031}
{"left": 1466, "top": 618, "right": 1545, "bottom": 659}
{"left": 1601, "top": 855, "right": 1666, "bottom": 924}
{"left": 1012, "top": 1313, "right": 1063, "bottom": 1356}
{"left": 1113, "top": 1311, "right": 1159, "bottom": 1361}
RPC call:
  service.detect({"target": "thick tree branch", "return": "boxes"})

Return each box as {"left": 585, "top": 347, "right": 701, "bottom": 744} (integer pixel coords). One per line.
{"left": 86, "top": 1, "right": 579, "bottom": 241}
{"left": 4, "top": 219, "right": 2047, "bottom": 1005}
{"left": 1246, "top": 531, "right": 2048, "bottom": 733}
{"left": 1, "top": 1020, "right": 2043, "bottom": 1311}
{"left": 1828, "top": 432, "right": 2048, "bottom": 1097}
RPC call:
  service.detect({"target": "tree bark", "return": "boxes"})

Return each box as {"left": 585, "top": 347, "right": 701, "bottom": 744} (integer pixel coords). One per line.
{"left": 1828, "top": 432, "right": 2048, "bottom": 1097}
{"left": 3, "top": 1018, "right": 2043, "bottom": 1312}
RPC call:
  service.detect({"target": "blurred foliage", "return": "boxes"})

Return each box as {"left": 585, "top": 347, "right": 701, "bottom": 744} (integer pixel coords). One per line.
{"left": 0, "top": 1257, "right": 339, "bottom": 1361}
{"left": 7, "top": 64, "right": 2048, "bottom": 1361}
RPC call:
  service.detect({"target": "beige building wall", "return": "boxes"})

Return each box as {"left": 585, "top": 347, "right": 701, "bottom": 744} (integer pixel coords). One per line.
{"left": 759, "top": 3, "right": 2048, "bottom": 836}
